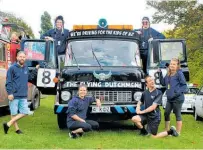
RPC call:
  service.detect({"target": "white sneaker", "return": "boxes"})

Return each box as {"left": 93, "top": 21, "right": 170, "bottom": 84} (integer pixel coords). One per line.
{"left": 28, "top": 111, "right": 34, "bottom": 116}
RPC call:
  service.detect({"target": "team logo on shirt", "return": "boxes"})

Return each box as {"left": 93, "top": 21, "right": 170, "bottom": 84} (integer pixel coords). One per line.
{"left": 151, "top": 96, "right": 155, "bottom": 99}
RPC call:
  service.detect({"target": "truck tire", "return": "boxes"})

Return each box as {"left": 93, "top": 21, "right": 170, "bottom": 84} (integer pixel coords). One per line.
{"left": 30, "top": 88, "right": 40, "bottom": 110}
{"left": 57, "top": 114, "right": 67, "bottom": 130}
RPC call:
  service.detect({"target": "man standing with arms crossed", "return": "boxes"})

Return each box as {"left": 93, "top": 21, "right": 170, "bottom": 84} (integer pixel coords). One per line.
{"left": 132, "top": 76, "right": 179, "bottom": 138}
{"left": 3, "top": 51, "right": 39, "bottom": 134}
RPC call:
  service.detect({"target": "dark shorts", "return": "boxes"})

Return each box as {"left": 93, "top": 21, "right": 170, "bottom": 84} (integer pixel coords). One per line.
{"left": 139, "top": 114, "right": 161, "bottom": 135}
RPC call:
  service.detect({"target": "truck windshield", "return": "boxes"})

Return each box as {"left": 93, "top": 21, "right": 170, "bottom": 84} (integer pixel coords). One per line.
{"left": 65, "top": 39, "right": 141, "bottom": 67}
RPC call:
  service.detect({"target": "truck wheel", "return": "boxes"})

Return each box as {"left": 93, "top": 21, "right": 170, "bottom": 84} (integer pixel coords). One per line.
{"left": 30, "top": 88, "right": 40, "bottom": 110}
{"left": 194, "top": 108, "right": 201, "bottom": 121}
{"left": 57, "top": 114, "right": 67, "bottom": 130}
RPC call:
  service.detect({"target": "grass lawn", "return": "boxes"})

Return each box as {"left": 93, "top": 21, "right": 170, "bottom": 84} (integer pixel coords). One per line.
{"left": 0, "top": 96, "right": 203, "bottom": 149}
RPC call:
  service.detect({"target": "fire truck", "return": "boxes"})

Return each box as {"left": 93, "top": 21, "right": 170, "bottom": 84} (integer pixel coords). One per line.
{"left": 0, "top": 18, "right": 40, "bottom": 111}
{"left": 20, "top": 19, "right": 190, "bottom": 129}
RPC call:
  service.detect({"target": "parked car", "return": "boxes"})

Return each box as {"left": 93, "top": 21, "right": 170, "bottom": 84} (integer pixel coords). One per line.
{"left": 193, "top": 86, "right": 203, "bottom": 121}
{"left": 162, "top": 85, "right": 199, "bottom": 113}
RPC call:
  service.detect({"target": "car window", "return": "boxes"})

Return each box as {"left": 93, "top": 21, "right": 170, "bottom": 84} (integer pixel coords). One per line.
{"left": 186, "top": 88, "right": 199, "bottom": 94}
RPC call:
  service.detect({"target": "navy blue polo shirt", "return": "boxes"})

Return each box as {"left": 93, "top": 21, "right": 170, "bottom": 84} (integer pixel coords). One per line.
{"left": 67, "top": 96, "right": 95, "bottom": 128}
{"left": 140, "top": 89, "right": 162, "bottom": 120}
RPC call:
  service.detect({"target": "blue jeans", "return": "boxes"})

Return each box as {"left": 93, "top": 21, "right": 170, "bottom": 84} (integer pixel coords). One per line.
{"left": 9, "top": 99, "right": 29, "bottom": 115}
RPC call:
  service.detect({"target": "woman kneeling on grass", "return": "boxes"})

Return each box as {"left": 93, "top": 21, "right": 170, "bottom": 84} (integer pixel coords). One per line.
{"left": 67, "top": 84, "right": 101, "bottom": 139}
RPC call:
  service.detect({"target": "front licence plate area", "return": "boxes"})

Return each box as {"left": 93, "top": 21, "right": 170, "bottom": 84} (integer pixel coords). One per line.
{"left": 91, "top": 106, "right": 111, "bottom": 113}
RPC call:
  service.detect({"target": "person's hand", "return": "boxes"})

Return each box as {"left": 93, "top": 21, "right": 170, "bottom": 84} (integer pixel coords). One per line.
{"left": 96, "top": 99, "right": 102, "bottom": 108}
{"left": 148, "top": 38, "right": 153, "bottom": 42}
{"left": 45, "top": 36, "right": 54, "bottom": 41}
{"left": 8, "top": 94, "right": 14, "bottom": 101}
{"left": 136, "top": 31, "right": 142, "bottom": 35}
{"left": 81, "top": 119, "right": 86, "bottom": 123}
{"left": 36, "top": 64, "right": 40, "bottom": 69}
{"left": 136, "top": 109, "right": 141, "bottom": 114}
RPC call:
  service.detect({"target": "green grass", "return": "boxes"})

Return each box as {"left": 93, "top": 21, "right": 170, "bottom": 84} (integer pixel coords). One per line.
{"left": 0, "top": 96, "right": 203, "bottom": 149}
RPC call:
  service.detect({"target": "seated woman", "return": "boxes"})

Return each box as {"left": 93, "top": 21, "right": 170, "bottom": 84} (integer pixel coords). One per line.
{"left": 67, "top": 84, "right": 101, "bottom": 139}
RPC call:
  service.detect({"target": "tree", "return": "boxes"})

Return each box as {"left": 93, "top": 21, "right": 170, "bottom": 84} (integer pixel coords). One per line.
{"left": 0, "top": 11, "right": 35, "bottom": 38}
{"left": 40, "top": 11, "right": 53, "bottom": 35}
{"left": 147, "top": 1, "right": 203, "bottom": 85}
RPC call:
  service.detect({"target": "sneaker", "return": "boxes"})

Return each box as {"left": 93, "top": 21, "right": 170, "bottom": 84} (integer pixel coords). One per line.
{"left": 3, "top": 122, "right": 9, "bottom": 134}
{"left": 28, "top": 111, "right": 34, "bottom": 116}
{"left": 170, "top": 126, "right": 179, "bottom": 137}
{"left": 16, "top": 130, "right": 23, "bottom": 134}
{"left": 140, "top": 128, "right": 148, "bottom": 136}
{"left": 69, "top": 132, "right": 77, "bottom": 139}
{"left": 77, "top": 132, "right": 84, "bottom": 137}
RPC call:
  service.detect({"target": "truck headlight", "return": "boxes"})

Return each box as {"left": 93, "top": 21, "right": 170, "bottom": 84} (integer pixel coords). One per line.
{"left": 61, "top": 91, "right": 71, "bottom": 101}
{"left": 134, "top": 92, "right": 142, "bottom": 101}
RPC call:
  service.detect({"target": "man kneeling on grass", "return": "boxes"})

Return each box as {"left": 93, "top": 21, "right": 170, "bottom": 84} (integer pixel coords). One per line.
{"left": 131, "top": 76, "right": 179, "bottom": 138}
{"left": 67, "top": 84, "right": 101, "bottom": 139}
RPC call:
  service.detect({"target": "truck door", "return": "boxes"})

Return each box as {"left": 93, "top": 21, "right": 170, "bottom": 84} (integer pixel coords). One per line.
{"left": 0, "top": 40, "right": 9, "bottom": 107}
{"left": 21, "top": 39, "right": 58, "bottom": 95}
{"left": 147, "top": 39, "right": 189, "bottom": 90}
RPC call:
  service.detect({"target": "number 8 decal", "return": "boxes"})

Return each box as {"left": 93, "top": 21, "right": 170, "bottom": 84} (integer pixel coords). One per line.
{"left": 42, "top": 71, "right": 51, "bottom": 84}
{"left": 37, "top": 68, "right": 56, "bottom": 87}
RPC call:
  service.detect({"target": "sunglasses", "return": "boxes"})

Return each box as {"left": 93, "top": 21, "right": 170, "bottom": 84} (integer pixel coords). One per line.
{"left": 142, "top": 21, "right": 149, "bottom": 25}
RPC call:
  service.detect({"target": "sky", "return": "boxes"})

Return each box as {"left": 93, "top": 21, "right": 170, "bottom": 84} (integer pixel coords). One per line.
{"left": 0, "top": 0, "right": 175, "bottom": 38}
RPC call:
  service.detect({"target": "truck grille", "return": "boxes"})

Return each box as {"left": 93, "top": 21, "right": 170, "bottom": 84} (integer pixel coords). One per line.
{"left": 72, "top": 91, "right": 132, "bottom": 102}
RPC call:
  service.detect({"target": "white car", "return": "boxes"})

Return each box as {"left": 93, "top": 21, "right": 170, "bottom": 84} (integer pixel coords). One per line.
{"left": 193, "top": 86, "right": 203, "bottom": 121}
{"left": 162, "top": 87, "right": 199, "bottom": 113}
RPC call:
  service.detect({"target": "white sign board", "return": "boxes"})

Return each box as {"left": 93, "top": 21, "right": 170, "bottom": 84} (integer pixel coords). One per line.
{"left": 37, "top": 68, "right": 56, "bottom": 87}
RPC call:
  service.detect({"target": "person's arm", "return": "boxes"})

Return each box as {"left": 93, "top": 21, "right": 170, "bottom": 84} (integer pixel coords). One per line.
{"left": 89, "top": 97, "right": 101, "bottom": 107}
{"left": 136, "top": 93, "right": 144, "bottom": 114}
{"left": 151, "top": 28, "right": 165, "bottom": 39}
{"left": 5, "top": 67, "right": 14, "bottom": 100}
{"left": 139, "top": 91, "right": 162, "bottom": 114}
{"left": 176, "top": 71, "right": 188, "bottom": 94}
{"left": 134, "top": 28, "right": 142, "bottom": 35}
{"left": 40, "top": 30, "right": 54, "bottom": 41}
{"left": 71, "top": 115, "right": 86, "bottom": 122}
{"left": 68, "top": 99, "right": 86, "bottom": 122}
{"left": 158, "top": 69, "right": 166, "bottom": 86}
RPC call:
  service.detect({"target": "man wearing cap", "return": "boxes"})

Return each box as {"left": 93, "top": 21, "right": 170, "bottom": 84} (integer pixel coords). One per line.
{"left": 135, "top": 17, "right": 165, "bottom": 73}
{"left": 40, "top": 15, "right": 69, "bottom": 55}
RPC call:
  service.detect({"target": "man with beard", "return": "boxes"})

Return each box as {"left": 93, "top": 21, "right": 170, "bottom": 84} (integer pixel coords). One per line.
{"left": 3, "top": 51, "right": 39, "bottom": 134}
{"left": 135, "top": 17, "right": 165, "bottom": 73}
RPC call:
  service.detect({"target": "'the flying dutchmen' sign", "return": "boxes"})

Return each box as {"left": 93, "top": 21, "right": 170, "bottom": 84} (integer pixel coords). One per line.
{"left": 63, "top": 82, "right": 142, "bottom": 88}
